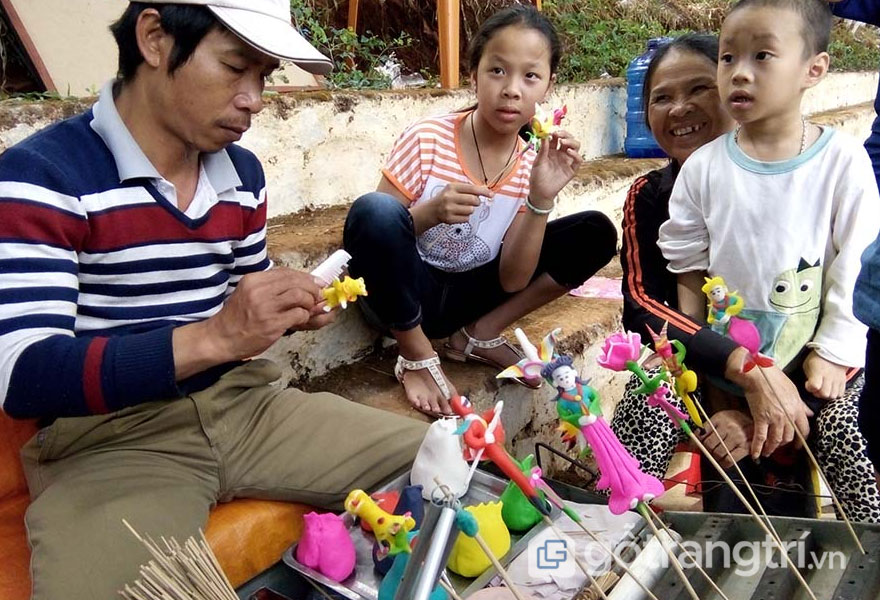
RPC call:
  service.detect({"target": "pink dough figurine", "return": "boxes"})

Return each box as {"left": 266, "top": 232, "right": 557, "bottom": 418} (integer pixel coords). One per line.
{"left": 645, "top": 323, "right": 702, "bottom": 427}
{"left": 500, "top": 328, "right": 664, "bottom": 514}
{"left": 295, "top": 512, "right": 356, "bottom": 582}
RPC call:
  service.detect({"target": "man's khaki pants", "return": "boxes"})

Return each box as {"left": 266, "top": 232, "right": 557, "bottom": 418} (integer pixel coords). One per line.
{"left": 19, "top": 359, "right": 428, "bottom": 599}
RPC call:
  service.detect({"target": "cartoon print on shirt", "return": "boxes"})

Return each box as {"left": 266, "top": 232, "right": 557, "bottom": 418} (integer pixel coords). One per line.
{"left": 768, "top": 258, "right": 822, "bottom": 367}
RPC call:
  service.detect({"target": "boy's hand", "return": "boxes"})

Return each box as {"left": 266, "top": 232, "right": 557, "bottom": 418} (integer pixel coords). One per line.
{"left": 699, "top": 409, "right": 753, "bottom": 468}
{"left": 803, "top": 351, "right": 847, "bottom": 399}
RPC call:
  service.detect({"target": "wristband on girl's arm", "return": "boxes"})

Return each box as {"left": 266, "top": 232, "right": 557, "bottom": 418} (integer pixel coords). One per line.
{"left": 525, "top": 195, "right": 555, "bottom": 215}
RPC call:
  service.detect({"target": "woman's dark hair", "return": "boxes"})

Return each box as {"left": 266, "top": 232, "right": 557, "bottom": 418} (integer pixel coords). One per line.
{"left": 641, "top": 33, "right": 720, "bottom": 129}
{"left": 110, "top": 2, "right": 223, "bottom": 84}
{"left": 466, "top": 4, "right": 561, "bottom": 75}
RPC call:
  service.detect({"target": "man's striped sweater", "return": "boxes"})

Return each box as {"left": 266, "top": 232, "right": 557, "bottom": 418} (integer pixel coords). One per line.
{"left": 0, "top": 109, "right": 270, "bottom": 419}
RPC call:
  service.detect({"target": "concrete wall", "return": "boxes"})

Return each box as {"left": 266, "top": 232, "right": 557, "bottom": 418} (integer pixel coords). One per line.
{"left": 249, "top": 71, "right": 880, "bottom": 218}
{"left": 0, "top": 72, "right": 875, "bottom": 219}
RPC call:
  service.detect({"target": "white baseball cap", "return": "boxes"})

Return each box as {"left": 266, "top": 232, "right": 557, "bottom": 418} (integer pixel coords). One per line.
{"left": 133, "top": 0, "right": 333, "bottom": 75}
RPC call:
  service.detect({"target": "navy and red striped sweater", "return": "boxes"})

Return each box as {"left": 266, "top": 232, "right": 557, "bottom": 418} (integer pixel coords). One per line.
{"left": 0, "top": 109, "right": 270, "bottom": 419}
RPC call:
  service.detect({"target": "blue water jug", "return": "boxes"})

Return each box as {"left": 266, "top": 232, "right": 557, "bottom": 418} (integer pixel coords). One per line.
{"left": 624, "top": 37, "right": 672, "bottom": 158}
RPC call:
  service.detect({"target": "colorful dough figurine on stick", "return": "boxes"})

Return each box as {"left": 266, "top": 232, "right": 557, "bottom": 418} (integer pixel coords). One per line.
{"left": 701, "top": 276, "right": 772, "bottom": 371}
{"left": 449, "top": 396, "right": 551, "bottom": 517}
{"left": 499, "top": 328, "right": 664, "bottom": 515}
{"left": 525, "top": 102, "right": 567, "bottom": 153}
{"left": 501, "top": 328, "right": 712, "bottom": 600}
{"left": 644, "top": 323, "right": 702, "bottom": 427}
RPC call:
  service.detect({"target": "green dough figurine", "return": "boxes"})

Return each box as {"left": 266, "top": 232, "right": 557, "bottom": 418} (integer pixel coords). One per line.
{"left": 500, "top": 455, "right": 546, "bottom": 532}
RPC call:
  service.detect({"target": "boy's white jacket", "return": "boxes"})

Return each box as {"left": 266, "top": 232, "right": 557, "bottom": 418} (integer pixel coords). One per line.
{"left": 658, "top": 128, "right": 880, "bottom": 369}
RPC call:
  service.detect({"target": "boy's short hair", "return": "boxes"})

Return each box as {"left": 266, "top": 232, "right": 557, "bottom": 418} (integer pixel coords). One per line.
{"left": 729, "top": 0, "right": 832, "bottom": 56}
{"left": 110, "top": 2, "right": 223, "bottom": 84}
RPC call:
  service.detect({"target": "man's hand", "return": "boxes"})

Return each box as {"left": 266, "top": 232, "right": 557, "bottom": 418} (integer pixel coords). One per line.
{"left": 803, "top": 350, "right": 847, "bottom": 399}
{"left": 725, "top": 347, "right": 813, "bottom": 459}
{"left": 409, "top": 182, "right": 492, "bottom": 234}
{"left": 699, "top": 410, "right": 753, "bottom": 468}
{"left": 173, "top": 268, "right": 334, "bottom": 380}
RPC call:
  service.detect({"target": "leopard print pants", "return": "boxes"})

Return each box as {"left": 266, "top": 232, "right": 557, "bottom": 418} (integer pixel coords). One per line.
{"left": 610, "top": 369, "right": 880, "bottom": 523}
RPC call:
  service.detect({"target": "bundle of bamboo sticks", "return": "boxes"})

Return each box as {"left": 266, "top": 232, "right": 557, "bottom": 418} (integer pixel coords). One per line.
{"left": 119, "top": 520, "right": 237, "bottom": 600}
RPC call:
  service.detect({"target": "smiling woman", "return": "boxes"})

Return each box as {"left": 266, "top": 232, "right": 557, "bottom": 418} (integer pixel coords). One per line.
{"left": 610, "top": 33, "right": 745, "bottom": 494}
{"left": 618, "top": 33, "right": 736, "bottom": 386}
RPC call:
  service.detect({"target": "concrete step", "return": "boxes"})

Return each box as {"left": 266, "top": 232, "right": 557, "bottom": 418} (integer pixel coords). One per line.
{"left": 249, "top": 72, "right": 878, "bottom": 218}
{"left": 811, "top": 101, "right": 875, "bottom": 139}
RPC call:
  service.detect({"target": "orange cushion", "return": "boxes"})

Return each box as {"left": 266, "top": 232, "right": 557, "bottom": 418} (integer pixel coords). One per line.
{"left": 0, "top": 413, "right": 309, "bottom": 598}
{"left": 206, "top": 499, "right": 311, "bottom": 588}
{"left": 0, "top": 415, "right": 38, "bottom": 600}
{"left": 0, "top": 494, "right": 31, "bottom": 600}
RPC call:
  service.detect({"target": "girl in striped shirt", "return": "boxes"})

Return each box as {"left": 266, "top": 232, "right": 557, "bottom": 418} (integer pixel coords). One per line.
{"left": 344, "top": 6, "right": 616, "bottom": 417}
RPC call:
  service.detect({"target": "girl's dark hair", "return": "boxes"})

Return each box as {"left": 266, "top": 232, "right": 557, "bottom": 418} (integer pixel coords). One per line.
{"left": 110, "top": 2, "right": 222, "bottom": 84}
{"left": 642, "top": 33, "right": 720, "bottom": 128}
{"left": 466, "top": 4, "right": 561, "bottom": 75}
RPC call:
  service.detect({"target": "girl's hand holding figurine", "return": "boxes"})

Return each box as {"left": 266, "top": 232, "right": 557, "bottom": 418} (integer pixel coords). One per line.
{"left": 527, "top": 130, "right": 582, "bottom": 211}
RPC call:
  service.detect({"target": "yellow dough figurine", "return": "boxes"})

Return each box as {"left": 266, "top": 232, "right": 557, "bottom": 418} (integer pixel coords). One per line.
{"left": 344, "top": 489, "right": 414, "bottom": 557}
{"left": 322, "top": 276, "right": 368, "bottom": 312}
{"left": 447, "top": 501, "right": 510, "bottom": 578}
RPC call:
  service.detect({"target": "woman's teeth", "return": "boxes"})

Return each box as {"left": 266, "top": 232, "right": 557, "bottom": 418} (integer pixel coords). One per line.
{"left": 672, "top": 124, "right": 703, "bottom": 137}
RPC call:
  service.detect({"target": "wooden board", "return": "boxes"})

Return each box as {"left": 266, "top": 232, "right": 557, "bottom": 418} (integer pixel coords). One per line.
{"left": 2, "top": 0, "right": 319, "bottom": 97}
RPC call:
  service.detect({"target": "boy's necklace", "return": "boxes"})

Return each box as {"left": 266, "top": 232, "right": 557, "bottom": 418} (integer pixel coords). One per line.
{"left": 735, "top": 117, "right": 808, "bottom": 156}
{"left": 470, "top": 111, "right": 519, "bottom": 189}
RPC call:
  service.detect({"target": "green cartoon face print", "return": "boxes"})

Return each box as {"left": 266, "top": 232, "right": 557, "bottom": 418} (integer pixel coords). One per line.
{"left": 768, "top": 258, "right": 821, "bottom": 367}
{"left": 769, "top": 258, "right": 822, "bottom": 315}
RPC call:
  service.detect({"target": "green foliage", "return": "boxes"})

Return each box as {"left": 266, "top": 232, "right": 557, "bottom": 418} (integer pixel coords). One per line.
{"left": 543, "top": 0, "right": 879, "bottom": 82}
{"left": 289, "top": 0, "right": 413, "bottom": 89}
{"left": 545, "top": 0, "right": 666, "bottom": 80}
{"left": 829, "top": 26, "right": 880, "bottom": 72}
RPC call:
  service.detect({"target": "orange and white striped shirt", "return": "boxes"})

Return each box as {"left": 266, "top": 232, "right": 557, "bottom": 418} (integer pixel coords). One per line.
{"left": 382, "top": 111, "right": 536, "bottom": 272}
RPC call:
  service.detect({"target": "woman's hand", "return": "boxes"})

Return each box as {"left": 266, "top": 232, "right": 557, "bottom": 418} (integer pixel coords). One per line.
{"left": 699, "top": 409, "right": 754, "bottom": 468}
{"left": 527, "top": 131, "right": 583, "bottom": 208}
{"left": 726, "top": 348, "right": 814, "bottom": 459}
{"left": 409, "top": 182, "right": 493, "bottom": 234}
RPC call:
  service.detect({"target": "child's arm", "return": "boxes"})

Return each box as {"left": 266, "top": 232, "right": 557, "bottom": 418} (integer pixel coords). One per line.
{"left": 808, "top": 141, "right": 880, "bottom": 386}
{"left": 377, "top": 120, "right": 490, "bottom": 236}
{"left": 377, "top": 176, "right": 489, "bottom": 236}
{"left": 658, "top": 159, "right": 711, "bottom": 277}
{"left": 677, "top": 271, "right": 708, "bottom": 320}
{"left": 499, "top": 131, "right": 583, "bottom": 292}
{"left": 620, "top": 173, "right": 741, "bottom": 377}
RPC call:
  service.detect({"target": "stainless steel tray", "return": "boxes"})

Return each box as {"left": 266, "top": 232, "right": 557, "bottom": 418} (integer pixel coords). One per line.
{"left": 282, "top": 469, "right": 557, "bottom": 599}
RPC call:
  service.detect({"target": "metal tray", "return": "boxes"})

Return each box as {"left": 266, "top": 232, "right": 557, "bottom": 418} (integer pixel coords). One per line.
{"left": 281, "top": 469, "right": 557, "bottom": 599}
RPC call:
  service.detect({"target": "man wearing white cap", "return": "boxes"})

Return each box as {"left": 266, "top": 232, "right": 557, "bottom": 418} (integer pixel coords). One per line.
{"left": 0, "top": 2, "right": 426, "bottom": 597}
